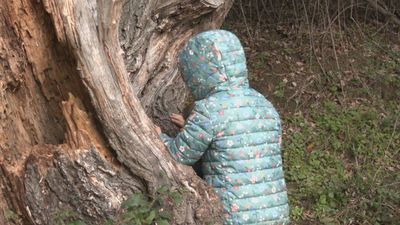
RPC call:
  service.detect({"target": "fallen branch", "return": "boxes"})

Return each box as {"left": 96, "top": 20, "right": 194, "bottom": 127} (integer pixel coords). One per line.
{"left": 365, "top": 0, "right": 400, "bottom": 26}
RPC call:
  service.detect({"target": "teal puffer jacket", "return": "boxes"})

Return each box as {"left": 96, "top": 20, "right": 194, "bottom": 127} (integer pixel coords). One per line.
{"left": 160, "top": 30, "right": 289, "bottom": 225}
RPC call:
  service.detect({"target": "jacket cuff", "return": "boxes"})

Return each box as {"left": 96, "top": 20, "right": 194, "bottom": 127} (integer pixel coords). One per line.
{"left": 159, "top": 132, "right": 172, "bottom": 144}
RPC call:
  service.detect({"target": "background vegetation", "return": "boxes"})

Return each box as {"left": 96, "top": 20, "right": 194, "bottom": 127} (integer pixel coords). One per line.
{"left": 224, "top": 0, "right": 399, "bottom": 224}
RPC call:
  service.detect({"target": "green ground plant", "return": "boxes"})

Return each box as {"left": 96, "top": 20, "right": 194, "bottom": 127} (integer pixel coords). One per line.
{"left": 59, "top": 186, "right": 183, "bottom": 225}
{"left": 280, "top": 35, "right": 399, "bottom": 224}
{"left": 4, "top": 209, "right": 21, "bottom": 224}
{"left": 284, "top": 101, "right": 399, "bottom": 224}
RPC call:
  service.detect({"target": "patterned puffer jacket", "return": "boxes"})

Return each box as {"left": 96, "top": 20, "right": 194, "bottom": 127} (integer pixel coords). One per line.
{"left": 160, "top": 30, "right": 289, "bottom": 225}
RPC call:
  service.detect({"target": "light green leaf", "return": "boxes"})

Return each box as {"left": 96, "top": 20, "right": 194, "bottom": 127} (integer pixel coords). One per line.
{"left": 121, "top": 193, "right": 147, "bottom": 209}
{"left": 144, "top": 210, "right": 156, "bottom": 224}
{"left": 170, "top": 192, "right": 183, "bottom": 204}
{"left": 156, "top": 219, "right": 170, "bottom": 225}
{"left": 157, "top": 186, "right": 169, "bottom": 195}
{"left": 66, "top": 221, "right": 87, "bottom": 225}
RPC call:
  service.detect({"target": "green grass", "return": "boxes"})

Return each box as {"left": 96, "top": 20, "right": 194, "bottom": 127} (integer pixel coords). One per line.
{"left": 283, "top": 101, "right": 399, "bottom": 224}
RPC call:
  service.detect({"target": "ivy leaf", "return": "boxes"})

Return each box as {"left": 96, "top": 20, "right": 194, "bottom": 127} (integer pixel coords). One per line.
{"left": 66, "top": 221, "right": 87, "bottom": 225}
{"left": 104, "top": 219, "right": 114, "bottom": 225}
{"left": 156, "top": 219, "right": 170, "bottom": 225}
{"left": 170, "top": 191, "right": 183, "bottom": 204}
{"left": 158, "top": 210, "right": 172, "bottom": 220}
{"left": 121, "top": 210, "right": 137, "bottom": 222}
{"left": 144, "top": 210, "right": 156, "bottom": 224}
{"left": 157, "top": 186, "right": 169, "bottom": 195}
{"left": 121, "top": 193, "right": 147, "bottom": 209}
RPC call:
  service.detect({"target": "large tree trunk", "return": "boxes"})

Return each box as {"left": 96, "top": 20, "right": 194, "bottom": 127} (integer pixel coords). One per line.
{"left": 0, "top": 0, "right": 233, "bottom": 224}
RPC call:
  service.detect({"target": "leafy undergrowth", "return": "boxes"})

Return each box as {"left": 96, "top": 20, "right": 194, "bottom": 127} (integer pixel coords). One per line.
{"left": 284, "top": 102, "right": 399, "bottom": 224}
{"left": 225, "top": 21, "right": 400, "bottom": 224}
{"left": 53, "top": 186, "right": 183, "bottom": 225}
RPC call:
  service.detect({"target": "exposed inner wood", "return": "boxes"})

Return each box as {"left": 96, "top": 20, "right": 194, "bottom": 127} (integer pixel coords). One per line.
{"left": 61, "top": 93, "right": 119, "bottom": 166}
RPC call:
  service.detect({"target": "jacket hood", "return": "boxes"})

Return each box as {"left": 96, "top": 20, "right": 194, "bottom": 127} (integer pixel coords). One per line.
{"left": 178, "top": 30, "right": 249, "bottom": 100}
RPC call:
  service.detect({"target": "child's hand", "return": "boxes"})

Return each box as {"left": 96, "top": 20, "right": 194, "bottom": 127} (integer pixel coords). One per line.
{"left": 155, "top": 125, "right": 162, "bottom": 135}
{"left": 170, "top": 113, "right": 185, "bottom": 128}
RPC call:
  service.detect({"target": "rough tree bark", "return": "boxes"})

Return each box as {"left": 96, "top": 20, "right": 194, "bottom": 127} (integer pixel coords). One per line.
{"left": 0, "top": 0, "right": 233, "bottom": 224}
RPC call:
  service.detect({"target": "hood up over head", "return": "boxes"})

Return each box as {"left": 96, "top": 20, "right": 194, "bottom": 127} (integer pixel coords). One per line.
{"left": 178, "top": 30, "right": 249, "bottom": 100}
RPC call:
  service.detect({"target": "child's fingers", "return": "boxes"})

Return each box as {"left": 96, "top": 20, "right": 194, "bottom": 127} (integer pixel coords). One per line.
{"left": 172, "top": 120, "right": 184, "bottom": 128}
{"left": 170, "top": 114, "right": 184, "bottom": 121}
{"left": 170, "top": 113, "right": 185, "bottom": 128}
{"left": 170, "top": 113, "right": 183, "bottom": 120}
{"left": 171, "top": 118, "right": 181, "bottom": 124}
{"left": 171, "top": 117, "right": 180, "bottom": 122}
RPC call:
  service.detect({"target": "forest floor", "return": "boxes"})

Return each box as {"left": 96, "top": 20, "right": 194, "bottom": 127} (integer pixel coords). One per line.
{"left": 224, "top": 20, "right": 400, "bottom": 224}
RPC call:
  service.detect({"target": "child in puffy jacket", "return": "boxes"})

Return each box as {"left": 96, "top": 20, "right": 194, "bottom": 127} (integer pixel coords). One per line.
{"left": 157, "top": 30, "right": 289, "bottom": 225}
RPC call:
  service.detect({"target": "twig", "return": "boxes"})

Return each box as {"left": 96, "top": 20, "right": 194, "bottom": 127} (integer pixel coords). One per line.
{"left": 255, "top": 0, "right": 261, "bottom": 33}
{"left": 352, "top": 16, "right": 400, "bottom": 64}
{"left": 291, "top": 0, "right": 299, "bottom": 27}
{"left": 386, "top": 117, "right": 399, "bottom": 154}
{"left": 327, "top": 3, "right": 364, "bottom": 31}
{"left": 373, "top": 117, "right": 398, "bottom": 182}
{"left": 239, "top": 0, "right": 253, "bottom": 44}
{"left": 325, "top": 0, "right": 346, "bottom": 101}
{"left": 371, "top": 21, "right": 390, "bottom": 36}
{"left": 364, "top": 0, "right": 400, "bottom": 26}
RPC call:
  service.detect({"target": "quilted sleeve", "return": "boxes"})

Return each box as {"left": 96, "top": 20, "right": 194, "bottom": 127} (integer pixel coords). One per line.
{"left": 160, "top": 102, "right": 213, "bottom": 165}
{"left": 278, "top": 115, "right": 283, "bottom": 149}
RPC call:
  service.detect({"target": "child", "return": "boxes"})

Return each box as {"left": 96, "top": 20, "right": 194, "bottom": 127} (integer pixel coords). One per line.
{"left": 157, "top": 30, "right": 289, "bottom": 225}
